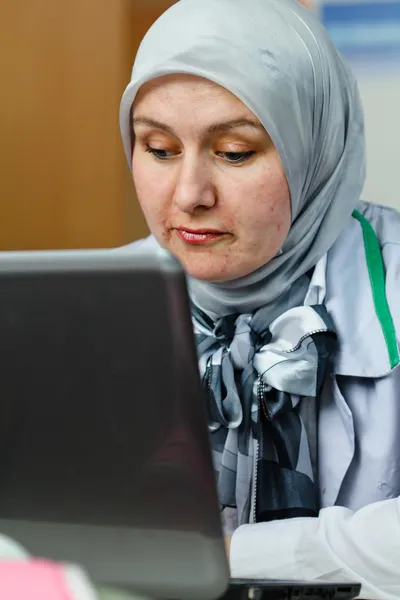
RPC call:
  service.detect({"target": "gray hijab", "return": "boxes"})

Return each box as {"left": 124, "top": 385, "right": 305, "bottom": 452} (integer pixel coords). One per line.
{"left": 119, "top": 0, "right": 365, "bottom": 317}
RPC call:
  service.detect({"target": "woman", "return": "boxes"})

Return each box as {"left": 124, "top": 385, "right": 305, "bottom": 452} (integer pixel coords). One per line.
{"left": 119, "top": 0, "right": 400, "bottom": 598}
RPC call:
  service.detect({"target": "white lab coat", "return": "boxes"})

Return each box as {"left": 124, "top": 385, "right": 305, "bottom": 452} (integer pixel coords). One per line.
{"left": 230, "top": 201, "right": 400, "bottom": 599}
{"left": 124, "top": 200, "right": 400, "bottom": 599}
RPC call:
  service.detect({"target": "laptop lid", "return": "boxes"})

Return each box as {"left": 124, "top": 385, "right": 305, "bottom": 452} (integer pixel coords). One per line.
{"left": 0, "top": 249, "right": 361, "bottom": 600}
{"left": 0, "top": 248, "right": 229, "bottom": 600}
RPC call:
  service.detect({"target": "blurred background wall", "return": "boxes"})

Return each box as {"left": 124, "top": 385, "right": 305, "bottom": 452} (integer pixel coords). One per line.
{"left": 0, "top": 0, "right": 177, "bottom": 251}
{"left": 0, "top": 0, "right": 398, "bottom": 251}
{"left": 314, "top": 0, "right": 400, "bottom": 211}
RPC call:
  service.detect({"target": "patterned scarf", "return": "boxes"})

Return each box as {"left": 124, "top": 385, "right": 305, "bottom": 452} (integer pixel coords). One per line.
{"left": 193, "top": 303, "right": 336, "bottom": 525}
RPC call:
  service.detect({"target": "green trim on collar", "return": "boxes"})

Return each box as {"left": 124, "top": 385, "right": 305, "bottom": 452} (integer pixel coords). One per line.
{"left": 352, "top": 209, "right": 400, "bottom": 370}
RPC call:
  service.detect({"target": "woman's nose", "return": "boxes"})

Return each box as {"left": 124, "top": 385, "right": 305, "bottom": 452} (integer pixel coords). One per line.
{"left": 172, "top": 158, "right": 216, "bottom": 213}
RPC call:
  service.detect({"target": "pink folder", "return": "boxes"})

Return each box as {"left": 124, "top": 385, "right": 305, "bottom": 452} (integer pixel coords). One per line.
{"left": 0, "top": 560, "right": 77, "bottom": 599}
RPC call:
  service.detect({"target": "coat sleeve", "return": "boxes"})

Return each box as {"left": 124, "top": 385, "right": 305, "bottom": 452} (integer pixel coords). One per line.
{"left": 229, "top": 497, "right": 400, "bottom": 600}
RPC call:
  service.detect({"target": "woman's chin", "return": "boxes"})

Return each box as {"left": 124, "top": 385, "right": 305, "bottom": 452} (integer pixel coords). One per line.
{"left": 174, "top": 257, "right": 226, "bottom": 282}
{"left": 178, "top": 256, "right": 240, "bottom": 283}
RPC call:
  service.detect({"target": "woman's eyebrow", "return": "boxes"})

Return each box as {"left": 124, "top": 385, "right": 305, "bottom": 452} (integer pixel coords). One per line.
{"left": 132, "top": 116, "right": 264, "bottom": 135}
{"left": 133, "top": 117, "right": 174, "bottom": 134}
{"left": 207, "top": 118, "right": 264, "bottom": 133}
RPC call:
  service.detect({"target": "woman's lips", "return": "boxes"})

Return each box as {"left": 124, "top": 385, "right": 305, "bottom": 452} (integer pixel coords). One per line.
{"left": 175, "top": 228, "right": 226, "bottom": 245}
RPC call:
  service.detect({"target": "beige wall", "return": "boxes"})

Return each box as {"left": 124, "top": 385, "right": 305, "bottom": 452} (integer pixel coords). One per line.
{"left": 0, "top": 0, "right": 175, "bottom": 251}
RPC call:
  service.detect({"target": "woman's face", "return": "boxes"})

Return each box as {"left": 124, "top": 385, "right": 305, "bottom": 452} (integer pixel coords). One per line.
{"left": 132, "top": 74, "right": 291, "bottom": 282}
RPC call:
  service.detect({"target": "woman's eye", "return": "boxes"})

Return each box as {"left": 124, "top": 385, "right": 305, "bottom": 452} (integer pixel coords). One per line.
{"left": 145, "top": 146, "right": 176, "bottom": 160}
{"left": 217, "top": 151, "right": 255, "bottom": 164}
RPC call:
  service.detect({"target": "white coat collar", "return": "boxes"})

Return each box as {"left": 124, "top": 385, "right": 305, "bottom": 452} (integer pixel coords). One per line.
{"left": 305, "top": 214, "right": 398, "bottom": 378}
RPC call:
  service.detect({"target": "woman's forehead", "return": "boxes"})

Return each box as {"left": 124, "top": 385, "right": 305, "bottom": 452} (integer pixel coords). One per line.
{"left": 135, "top": 74, "right": 249, "bottom": 108}
{"left": 133, "top": 74, "right": 263, "bottom": 130}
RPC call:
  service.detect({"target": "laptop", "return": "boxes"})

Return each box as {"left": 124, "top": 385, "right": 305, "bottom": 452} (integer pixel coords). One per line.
{"left": 0, "top": 248, "right": 360, "bottom": 600}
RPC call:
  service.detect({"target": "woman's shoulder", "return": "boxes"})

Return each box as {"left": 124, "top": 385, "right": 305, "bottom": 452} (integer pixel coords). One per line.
{"left": 325, "top": 200, "right": 400, "bottom": 377}
{"left": 327, "top": 200, "right": 400, "bottom": 275}
{"left": 348, "top": 200, "right": 400, "bottom": 287}
{"left": 356, "top": 200, "right": 400, "bottom": 247}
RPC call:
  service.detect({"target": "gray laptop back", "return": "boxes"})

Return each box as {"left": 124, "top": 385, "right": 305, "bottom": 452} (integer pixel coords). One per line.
{"left": 0, "top": 249, "right": 229, "bottom": 599}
